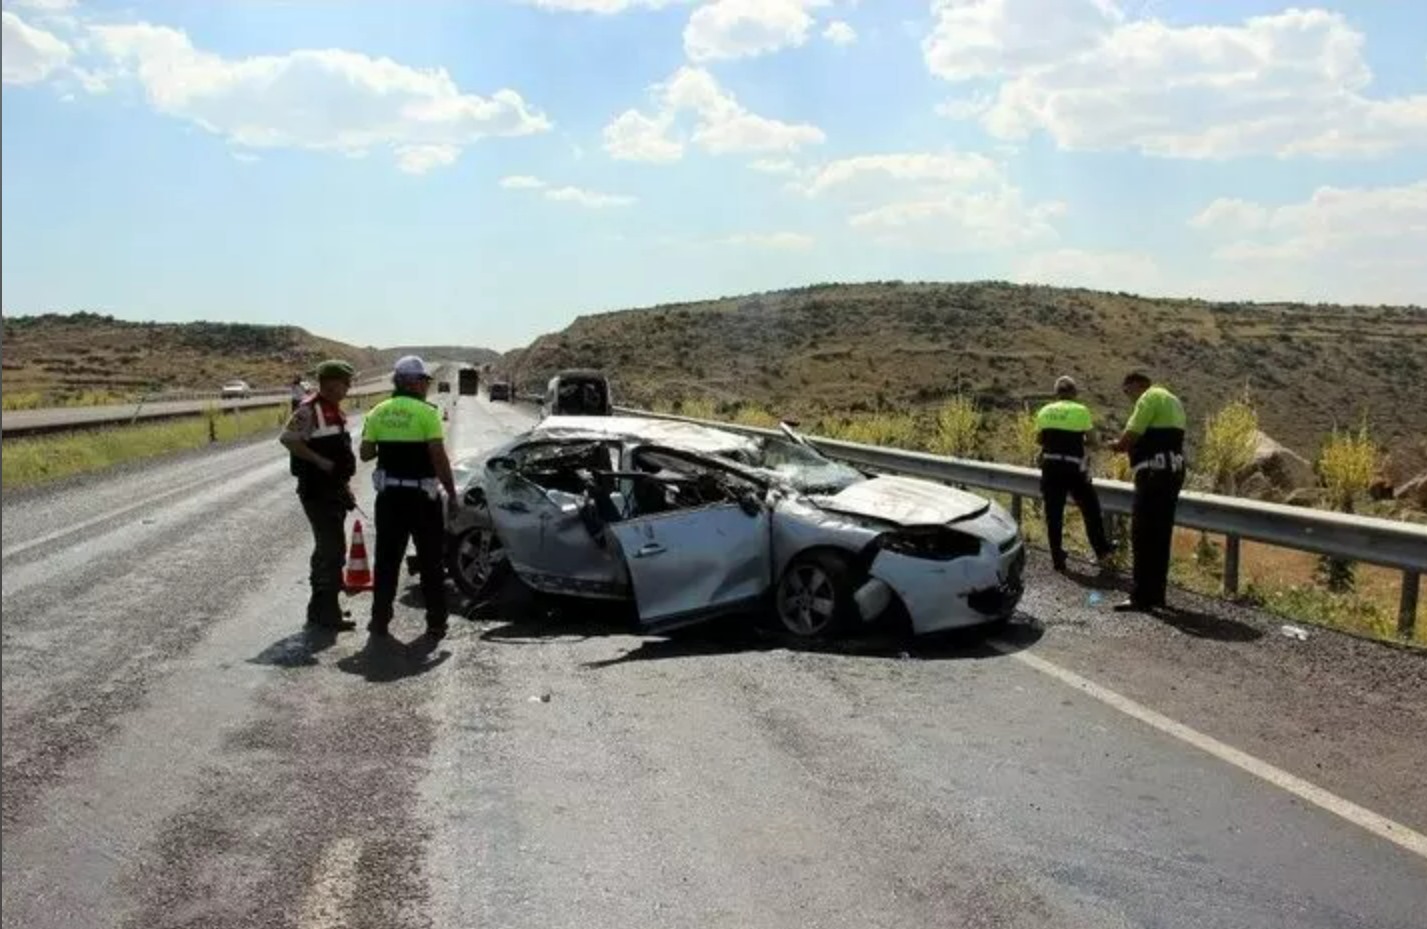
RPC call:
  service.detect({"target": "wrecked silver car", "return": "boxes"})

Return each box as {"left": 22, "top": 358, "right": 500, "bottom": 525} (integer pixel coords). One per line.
{"left": 446, "top": 416, "right": 1026, "bottom": 638}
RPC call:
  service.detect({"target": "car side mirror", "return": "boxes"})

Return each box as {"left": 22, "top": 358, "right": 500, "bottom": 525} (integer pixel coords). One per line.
{"left": 737, "top": 490, "right": 763, "bottom": 517}
{"left": 487, "top": 455, "right": 515, "bottom": 472}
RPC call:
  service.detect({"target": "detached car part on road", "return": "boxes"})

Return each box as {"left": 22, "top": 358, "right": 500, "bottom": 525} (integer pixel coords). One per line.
{"left": 445, "top": 416, "right": 1026, "bottom": 639}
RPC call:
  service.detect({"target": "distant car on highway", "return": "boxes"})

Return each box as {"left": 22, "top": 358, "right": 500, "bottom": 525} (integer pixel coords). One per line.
{"left": 488, "top": 381, "right": 512, "bottom": 402}
{"left": 541, "top": 369, "right": 612, "bottom": 419}
{"left": 220, "top": 380, "right": 252, "bottom": 399}
{"left": 444, "top": 415, "right": 1026, "bottom": 640}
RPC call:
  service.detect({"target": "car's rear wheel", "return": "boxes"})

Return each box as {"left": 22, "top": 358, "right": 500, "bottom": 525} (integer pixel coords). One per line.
{"left": 447, "top": 515, "right": 508, "bottom": 602}
{"left": 774, "top": 551, "right": 854, "bottom": 639}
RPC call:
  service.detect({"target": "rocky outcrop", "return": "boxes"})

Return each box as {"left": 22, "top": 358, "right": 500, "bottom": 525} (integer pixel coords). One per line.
{"left": 1396, "top": 472, "right": 1427, "bottom": 510}
{"left": 1235, "top": 430, "right": 1315, "bottom": 496}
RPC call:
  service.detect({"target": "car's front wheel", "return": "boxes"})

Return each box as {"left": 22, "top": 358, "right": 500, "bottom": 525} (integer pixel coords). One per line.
{"left": 447, "top": 517, "right": 508, "bottom": 601}
{"left": 774, "top": 551, "right": 854, "bottom": 639}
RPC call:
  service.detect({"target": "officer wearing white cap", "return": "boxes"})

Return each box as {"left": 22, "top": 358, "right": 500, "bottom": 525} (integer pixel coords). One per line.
{"left": 358, "top": 355, "right": 456, "bottom": 640}
{"left": 1035, "top": 375, "right": 1115, "bottom": 572}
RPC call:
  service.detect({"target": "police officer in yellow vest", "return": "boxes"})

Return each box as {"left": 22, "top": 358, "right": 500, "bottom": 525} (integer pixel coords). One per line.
{"left": 1035, "top": 376, "right": 1115, "bottom": 573}
{"left": 279, "top": 359, "right": 358, "bottom": 631}
{"left": 1110, "top": 372, "right": 1188, "bottom": 612}
{"left": 359, "top": 356, "right": 457, "bottom": 640}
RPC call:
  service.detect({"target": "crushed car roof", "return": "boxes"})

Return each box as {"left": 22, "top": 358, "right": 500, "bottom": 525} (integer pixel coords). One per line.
{"left": 531, "top": 415, "right": 758, "bottom": 456}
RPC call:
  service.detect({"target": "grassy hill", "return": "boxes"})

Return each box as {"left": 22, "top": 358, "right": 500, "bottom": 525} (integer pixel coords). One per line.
{"left": 0, "top": 313, "right": 496, "bottom": 405}
{"left": 502, "top": 281, "right": 1427, "bottom": 458}
{"left": 372, "top": 346, "right": 501, "bottom": 369}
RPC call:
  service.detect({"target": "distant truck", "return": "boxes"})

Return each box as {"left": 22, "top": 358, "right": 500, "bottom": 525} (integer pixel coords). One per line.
{"left": 541, "top": 369, "right": 612, "bottom": 418}
{"left": 458, "top": 366, "right": 480, "bottom": 396}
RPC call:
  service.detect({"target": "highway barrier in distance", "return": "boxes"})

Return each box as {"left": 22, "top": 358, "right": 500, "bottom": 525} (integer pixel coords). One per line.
{"left": 608, "top": 405, "right": 1427, "bottom": 641}
{"left": 1, "top": 380, "right": 393, "bottom": 438}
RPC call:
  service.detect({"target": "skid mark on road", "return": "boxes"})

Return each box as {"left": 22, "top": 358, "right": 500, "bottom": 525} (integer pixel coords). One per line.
{"left": 1001, "top": 645, "right": 1427, "bottom": 861}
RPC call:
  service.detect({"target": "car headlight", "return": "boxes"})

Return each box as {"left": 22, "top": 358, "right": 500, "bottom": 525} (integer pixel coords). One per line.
{"left": 878, "top": 525, "right": 983, "bottom": 561}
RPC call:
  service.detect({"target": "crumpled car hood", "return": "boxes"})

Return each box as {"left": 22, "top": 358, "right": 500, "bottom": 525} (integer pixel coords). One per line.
{"left": 812, "top": 475, "right": 989, "bottom": 526}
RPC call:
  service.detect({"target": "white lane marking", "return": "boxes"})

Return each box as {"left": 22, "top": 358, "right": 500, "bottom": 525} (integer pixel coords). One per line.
{"left": 3, "top": 469, "right": 253, "bottom": 559}
{"left": 296, "top": 837, "right": 362, "bottom": 929}
{"left": 2, "top": 415, "right": 367, "bottom": 561}
{"left": 997, "top": 645, "right": 1427, "bottom": 861}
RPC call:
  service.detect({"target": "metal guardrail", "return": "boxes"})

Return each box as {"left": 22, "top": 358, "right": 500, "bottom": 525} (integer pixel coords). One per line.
{"left": 611, "top": 406, "right": 1427, "bottom": 639}
{"left": 1, "top": 381, "right": 392, "bottom": 437}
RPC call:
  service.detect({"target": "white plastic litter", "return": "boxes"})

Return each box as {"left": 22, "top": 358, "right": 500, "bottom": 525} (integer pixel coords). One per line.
{"left": 1280, "top": 624, "right": 1310, "bottom": 641}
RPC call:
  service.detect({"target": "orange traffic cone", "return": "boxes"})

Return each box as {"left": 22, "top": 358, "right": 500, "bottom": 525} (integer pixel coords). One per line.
{"left": 343, "top": 519, "right": 374, "bottom": 593}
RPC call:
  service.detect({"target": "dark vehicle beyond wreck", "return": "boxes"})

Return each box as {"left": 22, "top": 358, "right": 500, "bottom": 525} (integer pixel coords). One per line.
{"left": 445, "top": 416, "right": 1026, "bottom": 639}
{"left": 542, "top": 369, "right": 612, "bottom": 418}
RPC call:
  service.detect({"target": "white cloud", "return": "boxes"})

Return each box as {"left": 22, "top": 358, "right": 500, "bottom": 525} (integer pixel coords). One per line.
{"left": 788, "top": 148, "right": 1066, "bottom": 250}
{"left": 500, "top": 175, "right": 548, "bottom": 189}
{"left": 932, "top": 5, "right": 1427, "bottom": 159}
{"left": 935, "top": 94, "right": 993, "bottom": 120}
{"left": 602, "top": 109, "right": 684, "bottom": 163}
{"left": 1188, "top": 198, "right": 1268, "bottom": 234}
{"left": 848, "top": 189, "right": 1065, "bottom": 249}
{"left": 501, "top": 175, "right": 635, "bottom": 208}
{"left": 1014, "top": 248, "right": 1163, "bottom": 293}
{"left": 9, "top": 0, "right": 78, "bottom": 10}
{"left": 923, "top": 0, "right": 1120, "bottom": 82}
{"left": 823, "top": 21, "right": 857, "bottom": 46}
{"left": 1193, "top": 180, "right": 1427, "bottom": 267}
{"left": 2, "top": 10, "right": 72, "bottom": 85}
{"left": 603, "top": 66, "right": 824, "bottom": 162}
{"left": 723, "top": 232, "right": 815, "bottom": 250}
{"left": 520, "top": 0, "right": 687, "bottom": 11}
{"left": 232, "top": 151, "right": 260, "bottom": 164}
{"left": 1187, "top": 181, "right": 1427, "bottom": 305}
{"left": 396, "top": 144, "right": 461, "bottom": 175}
{"left": 543, "top": 185, "right": 636, "bottom": 208}
{"left": 684, "top": 0, "right": 829, "bottom": 62}
{"left": 87, "top": 22, "right": 551, "bottom": 172}
{"left": 793, "top": 152, "right": 1002, "bottom": 197}
{"left": 749, "top": 158, "right": 799, "bottom": 174}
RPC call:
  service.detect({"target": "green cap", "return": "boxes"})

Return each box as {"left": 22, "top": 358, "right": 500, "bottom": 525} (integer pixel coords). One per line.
{"left": 315, "top": 359, "right": 355, "bottom": 381}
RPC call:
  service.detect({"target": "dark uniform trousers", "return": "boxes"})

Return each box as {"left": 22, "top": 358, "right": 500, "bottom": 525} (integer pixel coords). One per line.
{"left": 371, "top": 488, "right": 448, "bottom": 633}
{"left": 300, "top": 488, "right": 348, "bottom": 625}
{"left": 1040, "top": 462, "right": 1111, "bottom": 567}
{"left": 1131, "top": 467, "right": 1185, "bottom": 607}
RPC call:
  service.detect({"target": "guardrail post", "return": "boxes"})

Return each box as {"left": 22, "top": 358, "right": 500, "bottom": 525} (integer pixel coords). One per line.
{"left": 1010, "top": 494, "right": 1023, "bottom": 526}
{"left": 1223, "top": 535, "right": 1241, "bottom": 597}
{"left": 1400, "top": 572, "right": 1420, "bottom": 640}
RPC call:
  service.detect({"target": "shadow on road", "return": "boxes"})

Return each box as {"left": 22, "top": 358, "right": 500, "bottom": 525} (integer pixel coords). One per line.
{"left": 581, "top": 615, "right": 1045, "bottom": 669}
{"left": 248, "top": 627, "right": 344, "bottom": 668}
{"left": 1059, "top": 564, "right": 1132, "bottom": 595}
{"left": 467, "top": 571, "right": 1044, "bottom": 666}
{"left": 335, "top": 635, "right": 452, "bottom": 683}
{"left": 1153, "top": 604, "right": 1265, "bottom": 642}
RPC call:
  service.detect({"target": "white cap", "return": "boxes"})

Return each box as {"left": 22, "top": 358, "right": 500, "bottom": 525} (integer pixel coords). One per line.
{"left": 393, "top": 355, "right": 433, "bottom": 380}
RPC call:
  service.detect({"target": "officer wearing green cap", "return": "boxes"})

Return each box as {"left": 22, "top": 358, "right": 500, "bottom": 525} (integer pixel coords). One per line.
{"left": 279, "top": 359, "right": 358, "bottom": 631}
{"left": 1035, "top": 375, "right": 1115, "bottom": 572}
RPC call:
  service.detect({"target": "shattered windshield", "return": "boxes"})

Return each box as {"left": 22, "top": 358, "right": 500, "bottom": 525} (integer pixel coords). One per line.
{"left": 741, "top": 435, "right": 864, "bottom": 494}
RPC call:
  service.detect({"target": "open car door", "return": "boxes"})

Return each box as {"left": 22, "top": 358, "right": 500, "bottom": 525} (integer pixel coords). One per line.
{"left": 484, "top": 441, "right": 630, "bottom": 599}
{"left": 606, "top": 451, "right": 772, "bottom": 633}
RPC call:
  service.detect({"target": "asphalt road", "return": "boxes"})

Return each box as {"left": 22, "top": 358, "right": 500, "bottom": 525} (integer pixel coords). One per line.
{"left": 2, "top": 393, "right": 1424, "bottom": 929}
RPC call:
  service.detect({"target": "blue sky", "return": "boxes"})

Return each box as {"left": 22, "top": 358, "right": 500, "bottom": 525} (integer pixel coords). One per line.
{"left": 3, "top": 0, "right": 1424, "bottom": 350}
